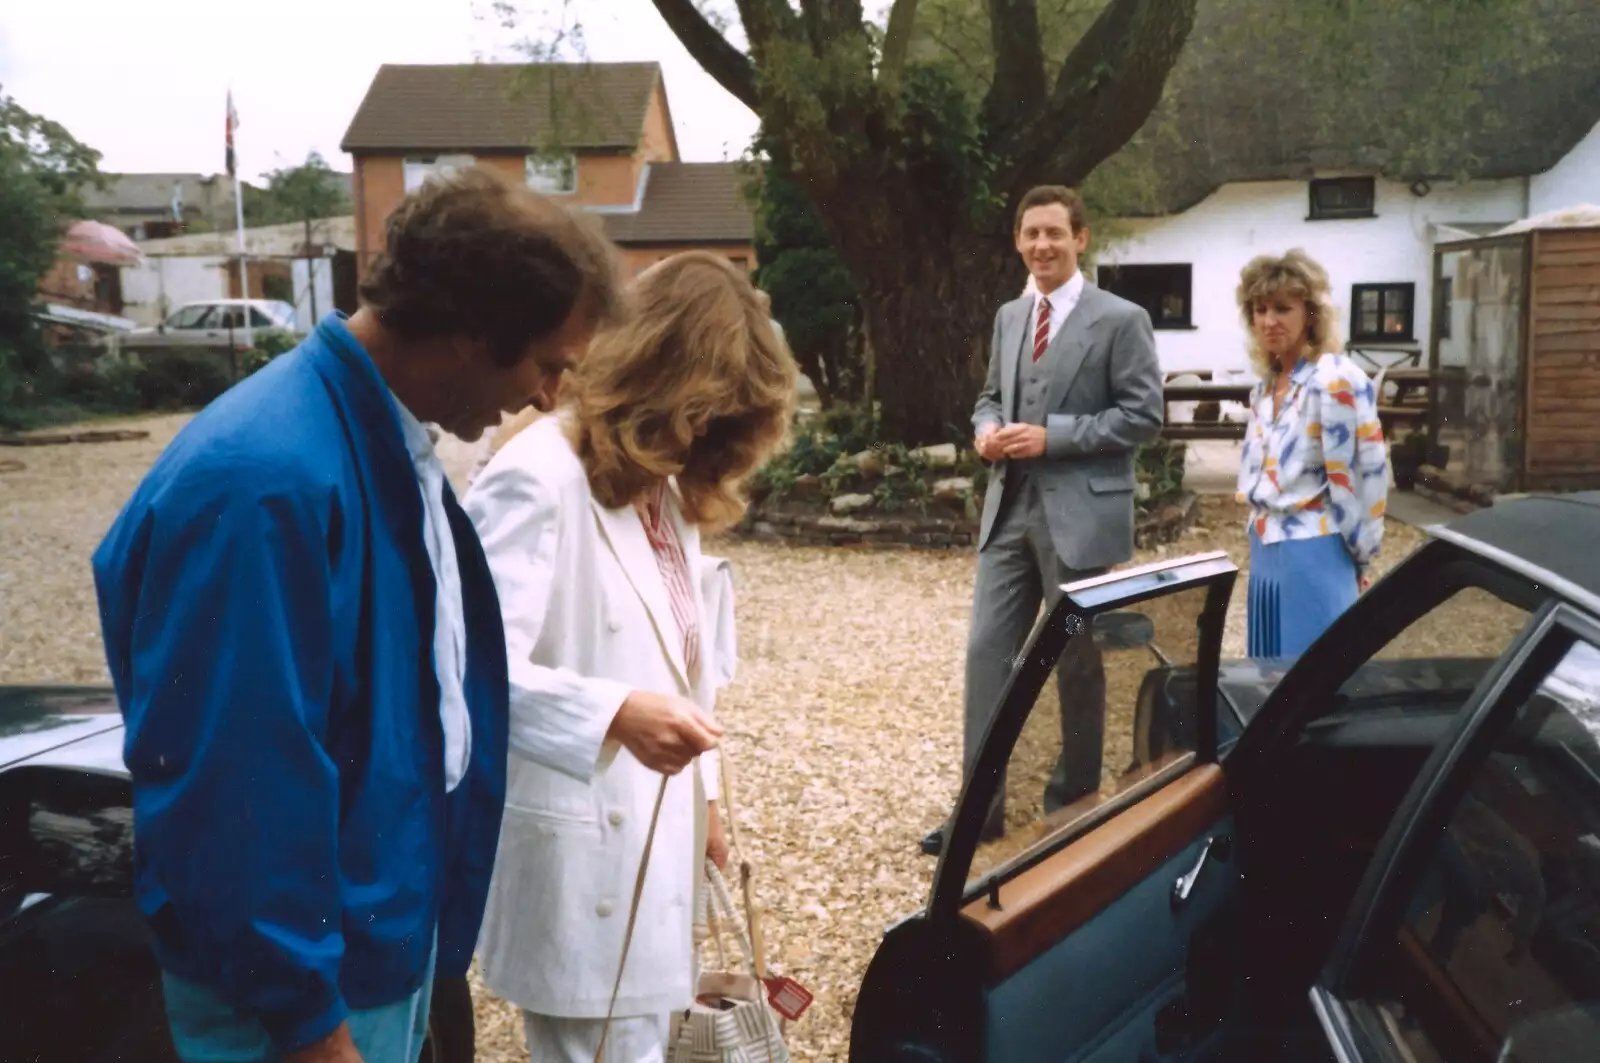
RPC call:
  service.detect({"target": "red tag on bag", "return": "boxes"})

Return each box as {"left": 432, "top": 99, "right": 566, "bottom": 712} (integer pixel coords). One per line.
{"left": 764, "top": 976, "right": 814, "bottom": 1021}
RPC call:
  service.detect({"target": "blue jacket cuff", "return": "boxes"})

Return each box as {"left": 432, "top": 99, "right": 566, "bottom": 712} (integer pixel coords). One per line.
{"left": 263, "top": 990, "right": 349, "bottom": 1057}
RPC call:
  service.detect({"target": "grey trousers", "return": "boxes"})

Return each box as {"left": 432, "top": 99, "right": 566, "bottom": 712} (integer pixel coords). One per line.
{"left": 964, "top": 473, "right": 1107, "bottom": 834}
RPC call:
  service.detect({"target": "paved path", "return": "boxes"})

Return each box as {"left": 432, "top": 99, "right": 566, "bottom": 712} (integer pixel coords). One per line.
{"left": 1183, "top": 440, "right": 1242, "bottom": 496}
{"left": 1386, "top": 490, "right": 1464, "bottom": 530}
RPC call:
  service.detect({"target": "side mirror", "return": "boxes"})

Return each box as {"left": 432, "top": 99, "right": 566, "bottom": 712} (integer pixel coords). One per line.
{"left": 157, "top": 324, "right": 167, "bottom": 334}
{"left": 1093, "top": 610, "right": 1157, "bottom": 651}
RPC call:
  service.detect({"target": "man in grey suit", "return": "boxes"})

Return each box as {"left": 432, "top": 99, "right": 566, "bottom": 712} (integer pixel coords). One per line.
{"left": 921, "top": 185, "right": 1163, "bottom": 855}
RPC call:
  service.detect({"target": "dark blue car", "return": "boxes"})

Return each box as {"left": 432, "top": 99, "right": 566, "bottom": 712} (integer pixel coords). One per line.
{"left": 852, "top": 492, "right": 1600, "bottom": 1063}
{"left": 0, "top": 689, "right": 476, "bottom": 1062}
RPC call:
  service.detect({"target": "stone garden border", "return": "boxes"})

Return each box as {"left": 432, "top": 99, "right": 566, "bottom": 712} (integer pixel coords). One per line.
{"left": 736, "top": 489, "right": 1201, "bottom": 551}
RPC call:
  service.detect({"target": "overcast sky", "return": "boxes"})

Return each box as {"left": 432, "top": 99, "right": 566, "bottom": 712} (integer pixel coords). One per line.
{"left": 0, "top": 0, "right": 767, "bottom": 182}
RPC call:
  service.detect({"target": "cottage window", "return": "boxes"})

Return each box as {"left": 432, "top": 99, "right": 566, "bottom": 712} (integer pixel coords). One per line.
{"left": 1309, "top": 177, "right": 1377, "bottom": 220}
{"left": 403, "top": 155, "right": 476, "bottom": 193}
{"left": 1436, "top": 277, "right": 1453, "bottom": 341}
{"left": 525, "top": 154, "right": 577, "bottom": 195}
{"left": 1097, "top": 264, "right": 1193, "bottom": 329}
{"left": 729, "top": 256, "right": 750, "bottom": 271}
{"left": 1351, "top": 283, "right": 1416, "bottom": 342}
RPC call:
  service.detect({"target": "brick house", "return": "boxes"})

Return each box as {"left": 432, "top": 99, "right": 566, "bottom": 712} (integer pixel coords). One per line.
{"left": 340, "top": 62, "right": 756, "bottom": 279}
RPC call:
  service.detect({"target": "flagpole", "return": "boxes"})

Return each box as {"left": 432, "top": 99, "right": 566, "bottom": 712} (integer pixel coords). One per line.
{"left": 229, "top": 87, "right": 254, "bottom": 349}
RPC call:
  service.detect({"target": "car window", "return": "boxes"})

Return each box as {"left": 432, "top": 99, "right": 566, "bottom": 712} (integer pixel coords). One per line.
{"left": 249, "top": 308, "right": 277, "bottom": 328}
{"left": 167, "top": 305, "right": 213, "bottom": 329}
{"left": 1345, "top": 638, "right": 1600, "bottom": 1063}
{"left": 1322, "top": 584, "right": 1534, "bottom": 725}
{"left": 214, "top": 308, "right": 247, "bottom": 330}
{"left": 968, "top": 578, "right": 1217, "bottom": 885}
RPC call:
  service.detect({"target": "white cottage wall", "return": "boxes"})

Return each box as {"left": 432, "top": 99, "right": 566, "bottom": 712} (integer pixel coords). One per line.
{"left": 1097, "top": 176, "right": 1527, "bottom": 376}
{"left": 1531, "top": 119, "right": 1600, "bottom": 216}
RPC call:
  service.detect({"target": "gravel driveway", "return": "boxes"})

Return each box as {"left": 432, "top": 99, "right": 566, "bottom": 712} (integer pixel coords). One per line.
{"left": 0, "top": 413, "right": 1427, "bottom": 1061}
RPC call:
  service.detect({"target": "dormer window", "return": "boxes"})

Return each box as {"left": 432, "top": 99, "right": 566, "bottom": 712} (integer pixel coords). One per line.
{"left": 1309, "top": 177, "right": 1376, "bottom": 220}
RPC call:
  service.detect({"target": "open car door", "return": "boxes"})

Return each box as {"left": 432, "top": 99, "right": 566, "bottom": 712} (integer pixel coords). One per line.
{"left": 851, "top": 551, "right": 1239, "bottom": 1063}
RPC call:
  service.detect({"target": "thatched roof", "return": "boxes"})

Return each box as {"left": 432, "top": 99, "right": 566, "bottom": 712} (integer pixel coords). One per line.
{"left": 1125, "top": 0, "right": 1600, "bottom": 215}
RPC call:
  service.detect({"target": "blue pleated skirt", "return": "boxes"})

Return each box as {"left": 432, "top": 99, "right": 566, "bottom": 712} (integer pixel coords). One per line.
{"left": 1247, "top": 530, "right": 1359, "bottom": 660}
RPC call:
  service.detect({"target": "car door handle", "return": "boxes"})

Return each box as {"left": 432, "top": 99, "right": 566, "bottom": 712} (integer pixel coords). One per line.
{"left": 1171, "top": 834, "right": 1231, "bottom": 909}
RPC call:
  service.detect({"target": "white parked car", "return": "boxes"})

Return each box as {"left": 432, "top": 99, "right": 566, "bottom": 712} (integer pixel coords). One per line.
{"left": 117, "top": 299, "right": 299, "bottom": 353}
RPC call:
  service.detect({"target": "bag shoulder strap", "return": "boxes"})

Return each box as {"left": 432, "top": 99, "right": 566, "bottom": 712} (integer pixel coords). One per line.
{"left": 594, "top": 774, "right": 670, "bottom": 1063}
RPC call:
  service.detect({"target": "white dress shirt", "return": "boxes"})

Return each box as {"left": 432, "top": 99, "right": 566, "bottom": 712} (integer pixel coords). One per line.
{"left": 389, "top": 394, "right": 472, "bottom": 793}
{"left": 1031, "top": 269, "right": 1085, "bottom": 350}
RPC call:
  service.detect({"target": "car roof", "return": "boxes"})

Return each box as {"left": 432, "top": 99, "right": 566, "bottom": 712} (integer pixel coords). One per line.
{"left": 1433, "top": 492, "right": 1600, "bottom": 615}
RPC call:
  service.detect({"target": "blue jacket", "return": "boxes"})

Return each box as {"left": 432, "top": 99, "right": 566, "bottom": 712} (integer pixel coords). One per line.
{"left": 92, "top": 315, "right": 509, "bottom": 1054}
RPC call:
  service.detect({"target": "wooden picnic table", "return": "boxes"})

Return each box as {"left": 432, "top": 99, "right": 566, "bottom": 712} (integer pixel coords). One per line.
{"left": 1160, "top": 383, "right": 1254, "bottom": 441}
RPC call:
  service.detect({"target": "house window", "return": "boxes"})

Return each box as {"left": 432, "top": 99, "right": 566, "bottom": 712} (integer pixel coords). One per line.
{"left": 525, "top": 154, "right": 577, "bottom": 195}
{"left": 1309, "top": 177, "right": 1376, "bottom": 220}
{"left": 403, "top": 155, "right": 476, "bottom": 193}
{"left": 729, "top": 256, "right": 750, "bottom": 271}
{"left": 1351, "top": 283, "right": 1416, "bottom": 342}
{"left": 1436, "top": 277, "right": 1453, "bottom": 340}
{"left": 1097, "top": 264, "right": 1192, "bottom": 329}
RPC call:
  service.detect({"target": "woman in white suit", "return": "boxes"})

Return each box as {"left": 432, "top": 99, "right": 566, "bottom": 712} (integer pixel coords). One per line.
{"left": 464, "top": 251, "right": 795, "bottom": 1062}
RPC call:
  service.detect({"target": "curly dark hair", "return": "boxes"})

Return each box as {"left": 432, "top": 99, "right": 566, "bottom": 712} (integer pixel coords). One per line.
{"left": 358, "top": 166, "right": 627, "bottom": 366}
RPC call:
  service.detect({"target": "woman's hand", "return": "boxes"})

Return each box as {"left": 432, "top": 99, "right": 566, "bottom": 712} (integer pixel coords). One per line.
{"left": 1358, "top": 572, "right": 1373, "bottom": 593}
{"left": 608, "top": 690, "right": 723, "bottom": 775}
{"left": 706, "top": 800, "right": 729, "bottom": 871}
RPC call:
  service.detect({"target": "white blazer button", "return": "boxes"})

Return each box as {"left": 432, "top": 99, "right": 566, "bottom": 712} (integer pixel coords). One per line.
{"left": 608, "top": 810, "right": 624, "bottom": 826}
{"left": 596, "top": 900, "right": 614, "bottom": 918}
{"left": 607, "top": 619, "right": 622, "bottom": 633}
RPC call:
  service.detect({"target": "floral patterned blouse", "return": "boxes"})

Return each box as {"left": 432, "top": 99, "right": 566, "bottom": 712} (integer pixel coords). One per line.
{"left": 1236, "top": 352, "right": 1390, "bottom": 573}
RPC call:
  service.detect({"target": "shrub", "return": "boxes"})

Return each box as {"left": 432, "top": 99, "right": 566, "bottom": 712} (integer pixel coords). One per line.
{"left": 1135, "top": 440, "right": 1188, "bottom": 507}
{"left": 136, "top": 355, "right": 234, "bottom": 411}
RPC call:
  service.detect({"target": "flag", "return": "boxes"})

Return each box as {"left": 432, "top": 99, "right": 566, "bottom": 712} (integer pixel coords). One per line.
{"left": 225, "top": 91, "right": 239, "bottom": 179}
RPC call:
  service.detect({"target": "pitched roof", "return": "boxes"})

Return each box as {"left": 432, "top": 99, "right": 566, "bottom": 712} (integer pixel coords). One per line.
{"left": 1122, "top": 0, "right": 1600, "bottom": 215}
{"left": 341, "top": 62, "right": 660, "bottom": 153}
{"left": 599, "top": 163, "right": 754, "bottom": 245}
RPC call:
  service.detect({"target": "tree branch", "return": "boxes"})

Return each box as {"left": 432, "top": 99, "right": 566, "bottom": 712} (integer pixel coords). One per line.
{"left": 1019, "top": 0, "right": 1198, "bottom": 187}
{"left": 650, "top": 0, "right": 760, "bottom": 109}
{"left": 880, "top": 0, "right": 921, "bottom": 90}
{"left": 983, "top": 0, "right": 1048, "bottom": 135}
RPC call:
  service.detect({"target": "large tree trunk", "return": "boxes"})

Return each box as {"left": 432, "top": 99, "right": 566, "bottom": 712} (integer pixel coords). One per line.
{"left": 816, "top": 167, "right": 1024, "bottom": 444}
{"left": 850, "top": 249, "right": 1018, "bottom": 444}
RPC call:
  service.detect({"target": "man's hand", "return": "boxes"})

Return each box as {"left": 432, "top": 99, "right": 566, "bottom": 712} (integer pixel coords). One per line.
{"left": 995, "top": 423, "right": 1048, "bottom": 460}
{"left": 286, "top": 1025, "right": 363, "bottom": 1063}
{"left": 706, "top": 800, "right": 729, "bottom": 871}
{"left": 975, "top": 423, "right": 1004, "bottom": 462}
{"left": 608, "top": 690, "right": 723, "bottom": 775}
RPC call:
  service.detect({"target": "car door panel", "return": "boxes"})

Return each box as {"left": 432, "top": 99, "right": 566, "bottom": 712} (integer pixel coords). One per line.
{"left": 853, "top": 554, "right": 1239, "bottom": 1063}
{"left": 972, "top": 767, "right": 1235, "bottom": 1063}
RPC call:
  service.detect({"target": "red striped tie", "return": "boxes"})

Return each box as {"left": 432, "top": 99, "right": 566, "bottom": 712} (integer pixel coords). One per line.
{"left": 1033, "top": 295, "right": 1052, "bottom": 361}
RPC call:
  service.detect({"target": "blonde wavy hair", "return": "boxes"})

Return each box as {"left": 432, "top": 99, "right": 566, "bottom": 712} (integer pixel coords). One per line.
{"left": 561, "top": 251, "right": 796, "bottom": 531}
{"left": 1236, "top": 249, "right": 1343, "bottom": 379}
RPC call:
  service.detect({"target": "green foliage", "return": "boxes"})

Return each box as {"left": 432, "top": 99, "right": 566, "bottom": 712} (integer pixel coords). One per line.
{"left": 243, "top": 152, "right": 351, "bottom": 228}
{"left": 749, "top": 142, "right": 867, "bottom": 408}
{"left": 1135, "top": 439, "right": 1188, "bottom": 507}
{"left": 0, "top": 87, "right": 103, "bottom": 429}
{"left": 134, "top": 355, "right": 235, "bottom": 411}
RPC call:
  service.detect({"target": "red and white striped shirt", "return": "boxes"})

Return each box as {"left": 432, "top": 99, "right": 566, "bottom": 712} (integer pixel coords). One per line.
{"left": 635, "top": 481, "right": 700, "bottom": 680}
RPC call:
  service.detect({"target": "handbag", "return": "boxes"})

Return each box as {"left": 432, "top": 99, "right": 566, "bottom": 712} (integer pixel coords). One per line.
{"left": 666, "top": 860, "right": 790, "bottom": 1063}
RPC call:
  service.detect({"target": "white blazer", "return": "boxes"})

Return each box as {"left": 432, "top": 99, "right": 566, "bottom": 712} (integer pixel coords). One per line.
{"left": 464, "top": 412, "right": 726, "bottom": 1019}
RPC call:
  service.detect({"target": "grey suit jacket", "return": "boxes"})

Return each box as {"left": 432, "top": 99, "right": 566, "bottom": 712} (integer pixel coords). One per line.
{"left": 972, "top": 282, "right": 1164, "bottom": 569}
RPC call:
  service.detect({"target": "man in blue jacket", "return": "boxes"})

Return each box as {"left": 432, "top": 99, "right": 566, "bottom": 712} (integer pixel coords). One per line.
{"left": 92, "top": 168, "right": 723, "bottom": 1063}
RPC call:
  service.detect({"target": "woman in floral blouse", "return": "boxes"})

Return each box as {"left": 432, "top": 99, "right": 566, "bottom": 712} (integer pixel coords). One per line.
{"left": 1235, "top": 250, "right": 1389, "bottom": 659}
